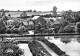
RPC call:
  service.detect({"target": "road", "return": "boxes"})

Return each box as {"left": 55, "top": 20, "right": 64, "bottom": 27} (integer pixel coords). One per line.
{"left": 37, "top": 40, "right": 58, "bottom": 56}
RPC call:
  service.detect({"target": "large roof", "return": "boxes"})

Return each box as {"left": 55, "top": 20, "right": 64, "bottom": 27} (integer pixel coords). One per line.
{"left": 32, "top": 16, "right": 40, "bottom": 20}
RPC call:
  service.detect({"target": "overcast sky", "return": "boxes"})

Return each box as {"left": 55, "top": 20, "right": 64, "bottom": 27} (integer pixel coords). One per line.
{"left": 0, "top": 0, "right": 79, "bottom": 11}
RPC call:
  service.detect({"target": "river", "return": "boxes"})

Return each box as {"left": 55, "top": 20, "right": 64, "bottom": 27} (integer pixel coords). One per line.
{"left": 17, "top": 31, "right": 80, "bottom": 56}
{"left": 48, "top": 37, "right": 80, "bottom": 56}
{"left": 17, "top": 36, "right": 80, "bottom": 56}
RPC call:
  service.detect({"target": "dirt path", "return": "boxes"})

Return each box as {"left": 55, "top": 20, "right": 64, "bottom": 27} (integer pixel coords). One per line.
{"left": 37, "top": 41, "right": 58, "bottom": 56}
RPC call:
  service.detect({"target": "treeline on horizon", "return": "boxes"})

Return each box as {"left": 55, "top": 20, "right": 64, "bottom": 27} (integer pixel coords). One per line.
{"left": 0, "top": 9, "right": 47, "bottom": 12}
{"left": 0, "top": 9, "right": 79, "bottom": 12}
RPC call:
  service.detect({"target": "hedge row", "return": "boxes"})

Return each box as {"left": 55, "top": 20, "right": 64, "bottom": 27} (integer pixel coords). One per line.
{"left": 28, "top": 41, "right": 51, "bottom": 56}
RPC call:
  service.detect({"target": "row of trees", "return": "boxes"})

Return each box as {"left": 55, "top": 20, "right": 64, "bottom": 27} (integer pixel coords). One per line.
{"left": 1, "top": 9, "right": 80, "bottom": 34}
{"left": 56, "top": 10, "right": 80, "bottom": 33}
{"left": 0, "top": 9, "right": 37, "bottom": 12}
{"left": 61, "top": 10, "right": 80, "bottom": 23}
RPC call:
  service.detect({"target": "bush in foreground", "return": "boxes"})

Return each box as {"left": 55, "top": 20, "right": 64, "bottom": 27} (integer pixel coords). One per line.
{"left": 0, "top": 40, "right": 24, "bottom": 56}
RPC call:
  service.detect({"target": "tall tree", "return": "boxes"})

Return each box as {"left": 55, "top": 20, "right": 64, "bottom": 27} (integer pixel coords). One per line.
{"left": 20, "top": 11, "right": 27, "bottom": 18}
{"left": 61, "top": 10, "right": 76, "bottom": 23}
{"left": 52, "top": 6, "right": 57, "bottom": 18}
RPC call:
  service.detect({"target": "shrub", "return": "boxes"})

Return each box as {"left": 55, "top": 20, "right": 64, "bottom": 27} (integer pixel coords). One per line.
{"left": 0, "top": 41, "right": 23, "bottom": 56}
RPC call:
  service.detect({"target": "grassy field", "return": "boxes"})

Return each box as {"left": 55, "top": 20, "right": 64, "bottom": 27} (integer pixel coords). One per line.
{"left": 4, "top": 11, "right": 52, "bottom": 17}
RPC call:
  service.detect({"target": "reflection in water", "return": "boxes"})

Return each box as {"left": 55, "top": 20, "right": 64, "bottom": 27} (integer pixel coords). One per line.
{"left": 48, "top": 37, "right": 80, "bottom": 56}
{"left": 17, "top": 44, "right": 32, "bottom": 56}
{"left": 16, "top": 33, "right": 80, "bottom": 56}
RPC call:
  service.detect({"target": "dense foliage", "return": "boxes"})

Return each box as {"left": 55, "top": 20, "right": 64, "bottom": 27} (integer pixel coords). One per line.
{"left": 28, "top": 41, "right": 51, "bottom": 56}
{"left": 61, "top": 10, "right": 80, "bottom": 23}
{"left": 58, "top": 25, "right": 75, "bottom": 33}
{"left": 0, "top": 40, "right": 23, "bottom": 56}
